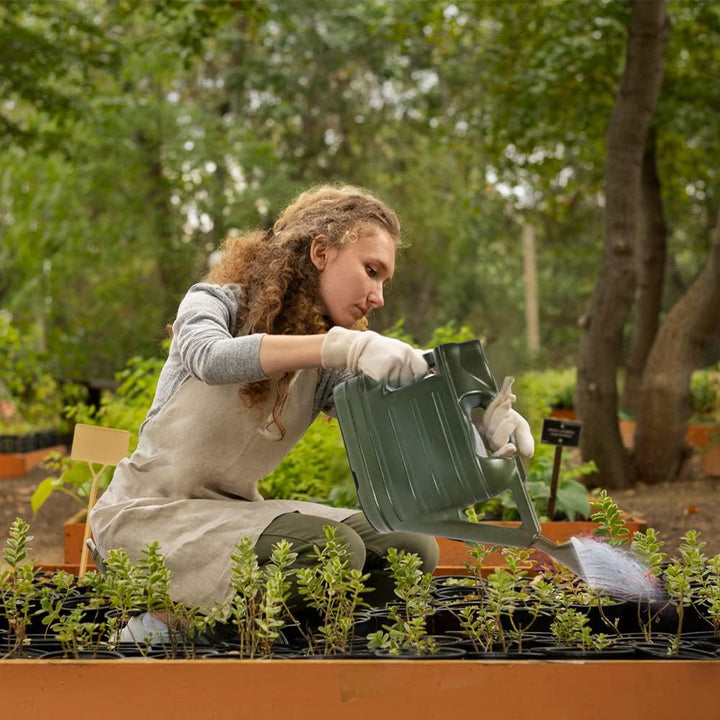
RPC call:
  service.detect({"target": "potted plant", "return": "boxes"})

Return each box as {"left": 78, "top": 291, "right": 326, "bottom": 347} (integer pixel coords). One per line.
{"left": 295, "top": 526, "right": 372, "bottom": 656}
{"left": 619, "top": 367, "right": 720, "bottom": 473}
{"left": 548, "top": 378, "right": 577, "bottom": 420}
{"left": 0, "top": 519, "right": 40, "bottom": 657}
{"left": 210, "top": 537, "right": 297, "bottom": 659}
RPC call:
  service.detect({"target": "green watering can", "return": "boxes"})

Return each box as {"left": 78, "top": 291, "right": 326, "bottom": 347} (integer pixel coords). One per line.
{"left": 333, "top": 339, "right": 584, "bottom": 577}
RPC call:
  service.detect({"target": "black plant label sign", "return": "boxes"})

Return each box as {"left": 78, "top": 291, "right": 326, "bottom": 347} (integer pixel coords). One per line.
{"left": 541, "top": 418, "right": 582, "bottom": 447}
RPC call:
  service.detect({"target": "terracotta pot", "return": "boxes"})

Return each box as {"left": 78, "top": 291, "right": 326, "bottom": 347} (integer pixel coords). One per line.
{"left": 618, "top": 419, "right": 637, "bottom": 449}
{"left": 1, "top": 657, "right": 719, "bottom": 720}
{"left": 63, "top": 509, "right": 96, "bottom": 569}
{"left": 548, "top": 408, "right": 577, "bottom": 420}
{"left": 434, "top": 519, "right": 647, "bottom": 577}
{"left": 685, "top": 422, "right": 718, "bottom": 449}
{"left": 619, "top": 420, "right": 720, "bottom": 476}
{"left": 687, "top": 424, "right": 720, "bottom": 476}
{"left": 701, "top": 439, "right": 720, "bottom": 477}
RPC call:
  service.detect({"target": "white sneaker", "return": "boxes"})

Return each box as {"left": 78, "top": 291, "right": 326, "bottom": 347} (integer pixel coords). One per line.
{"left": 119, "top": 612, "right": 174, "bottom": 644}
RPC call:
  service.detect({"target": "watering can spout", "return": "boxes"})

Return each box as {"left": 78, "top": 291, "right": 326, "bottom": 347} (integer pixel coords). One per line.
{"left": 532, "top": 535, "right": 585, "bottom": 580}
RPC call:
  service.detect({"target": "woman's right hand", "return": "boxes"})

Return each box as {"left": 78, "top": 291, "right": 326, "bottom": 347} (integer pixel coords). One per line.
{"left": 321, "top": 327, "right": 428, "bottom": 387}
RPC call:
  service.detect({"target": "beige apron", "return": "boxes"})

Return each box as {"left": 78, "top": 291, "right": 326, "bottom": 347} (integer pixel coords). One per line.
{"left": 90, "top": 369, "right": 355, "bottom": 608}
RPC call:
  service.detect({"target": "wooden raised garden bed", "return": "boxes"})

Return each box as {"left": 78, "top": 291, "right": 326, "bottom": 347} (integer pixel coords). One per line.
{"left": 2, "top": 657, "right": 719, "bottom": 720}
{"left": 0, "top": 444, "right": 67, "bottom": 480}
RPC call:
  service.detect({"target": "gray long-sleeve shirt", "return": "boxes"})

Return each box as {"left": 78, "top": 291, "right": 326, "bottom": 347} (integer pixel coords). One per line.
{"left": 142, "top": 283, "right": 348, "bottom": 433}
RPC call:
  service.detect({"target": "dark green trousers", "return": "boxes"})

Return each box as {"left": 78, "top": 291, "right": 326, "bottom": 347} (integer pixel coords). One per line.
{"left": 255, "top": 511, "right": 439, "bottom": 609}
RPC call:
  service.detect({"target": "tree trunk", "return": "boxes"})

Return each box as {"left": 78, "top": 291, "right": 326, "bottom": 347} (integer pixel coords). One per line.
{"left": 634, "top": 210, "right": 720, "bottom": 483}
{"left": 575, "top": 0, "right": 669, "bottom": 489}
{"left": 522, "top": 223, "right": 540, "bottom": 354}
{"left": 621, "top": 128, "right": 668, "bottom": 414}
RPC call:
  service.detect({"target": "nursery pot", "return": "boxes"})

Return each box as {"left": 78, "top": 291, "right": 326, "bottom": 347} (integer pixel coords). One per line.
{"left": 63, "top": 509, "right": 96, "bottom": 569}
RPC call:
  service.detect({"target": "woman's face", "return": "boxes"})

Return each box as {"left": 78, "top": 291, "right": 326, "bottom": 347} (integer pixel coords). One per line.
{"left": 312, "top": 225, "right": 396, "bottom": 329}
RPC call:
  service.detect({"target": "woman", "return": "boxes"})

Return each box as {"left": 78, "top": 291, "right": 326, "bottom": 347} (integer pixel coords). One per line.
{"left": 90, "top": 184, "right": 532, "bottom": 642}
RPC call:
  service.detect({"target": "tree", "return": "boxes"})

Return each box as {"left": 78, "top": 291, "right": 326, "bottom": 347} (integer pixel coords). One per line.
{"left": 575, "top": 0, "right": 670, "bottom": 489}
{"left": 0, "top": 0, "right": 243, "bottom": 378}
{"left": 634, "top": 211, "right": 720, "bottom": 483}
{"left": 0, "top": 0, "right": 111, "bottom": 150}
{"left": 620, "top": 128, "right": 668, "bottom": 415}
{"left": 2, "top": 0, "right": 717, "bottom": 415}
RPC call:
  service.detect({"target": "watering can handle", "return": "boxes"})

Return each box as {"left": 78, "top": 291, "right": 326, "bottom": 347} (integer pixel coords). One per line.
{"left": 423, "top": 343, "right": 497, "bottom": 410}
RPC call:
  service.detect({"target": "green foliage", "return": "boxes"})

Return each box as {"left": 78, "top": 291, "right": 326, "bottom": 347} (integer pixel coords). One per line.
{"left": 589, "top": 489, "right": 631, "bottom": 547}
{"left": 2, "top": 517, "right": 32, "bottom": 569}
{"left": 66, "top": 353, "right": 167, "bottom": 443}
{"left": 663, "top": 530, "right": 709, "bottom": 651}
{"left": 136, "top": 542, "right": 173, "bottom": 617}
{"left": 98, "top": 548, "right": 144, "bottom": 628}
{"left": 2, "top": 0, "right": 720, "bottom": 386}
{"left": 367, "top": 548, "right": 437, "bottom": 656}
{"left": 0, "top": 0, "right": 112, "bottom": 148}
{"left": 378, "top": 318, "right": 416, "bottom": 346}
{"left": 49, "top": 605, "right": 106, "bottom": 659}
{"left": 38, "top": 571, "right": 78, "bottom": 640}
{"left": 513, "top": 368, "right": 577, "bottom": 427}
{"left": 529, "top": 456, "right": 593, "bottom": 521}
{"left": 382, "top": 318, "right": 476, "bottom": 349}
{"left": 551, "top": 608, "right": 612, "bottom": 652}
{"left": 0, "top": 518, "right": 38, "bottom": 656}
{"left": 700, "top": 553, "right": 720, "bottom": 637}
{"left": 223, "top": 536, "right": 297, "bottom": 658}
{"left": 296, "top": 525, "right": 371, "bottom": 655}
{"left": 224, "top": 537, "right": 263, "bottom": 657}
{"left": 631, "top": 528, "right": 667, "bottom": 579}
{"left": 0, "top": 313, "right": 66, "bottom": 429}
{"left": 3, "top": 514, "right": 720, "bottom": 658}
{"left": 133, "top": 541, "right": 205, "bottom": 653}
{"left": 426, "top": 322, "right": 477, "bottom": 348}
{"left": 690, "top": 367, "right": 720, "bottom": 421}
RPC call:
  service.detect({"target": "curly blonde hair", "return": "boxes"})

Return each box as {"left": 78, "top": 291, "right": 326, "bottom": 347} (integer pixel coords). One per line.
{"left": 206, "top": 184, "right": 401, "bottom": 438}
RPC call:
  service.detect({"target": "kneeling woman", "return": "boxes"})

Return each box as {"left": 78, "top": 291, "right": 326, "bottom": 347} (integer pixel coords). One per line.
{"left": 91, "top": 184, "right": 531, "bottom": 642}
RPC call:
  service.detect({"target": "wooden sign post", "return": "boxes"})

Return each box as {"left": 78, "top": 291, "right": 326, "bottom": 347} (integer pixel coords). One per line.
{"left": 70, "top": 424, "right": 130, "bottom": 576}
{"left": 540, "top": 418, "right": 583, "bottom": 520}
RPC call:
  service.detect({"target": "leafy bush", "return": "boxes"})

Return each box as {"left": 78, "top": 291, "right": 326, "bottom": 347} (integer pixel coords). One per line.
{"left": 0, "top": 312, "right": 67, "bottom": 431}
{"left": 513, "top": 368, "right": 576, "bottom": 428}
{"left": 426, "top": 321, "right": 477, "bottom": 347}
{"left": 383, "top": 318, "right": 477, "bottom": 349}
{"left": 690, "top": 367, "right": 720, "bottom": 422}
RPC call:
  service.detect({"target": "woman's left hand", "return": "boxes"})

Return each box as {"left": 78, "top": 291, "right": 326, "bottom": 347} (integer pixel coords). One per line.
{"left": 476, "top": 376, "right": 535, "bottom": 458}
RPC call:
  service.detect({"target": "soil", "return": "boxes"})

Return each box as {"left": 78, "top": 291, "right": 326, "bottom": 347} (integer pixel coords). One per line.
{"left": 0, "top": 466, "right": 79, "bottom": 566}
{"left": 1, "top": 458, "right": 720, "bottom": 567}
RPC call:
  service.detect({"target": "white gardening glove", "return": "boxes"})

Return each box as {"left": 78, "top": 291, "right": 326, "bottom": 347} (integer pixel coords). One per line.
{"left": 321, "top": 327, "right": 428, "bottom": 387}
{"left": 476, "top": 376, "right": 535, "bottom": 459}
